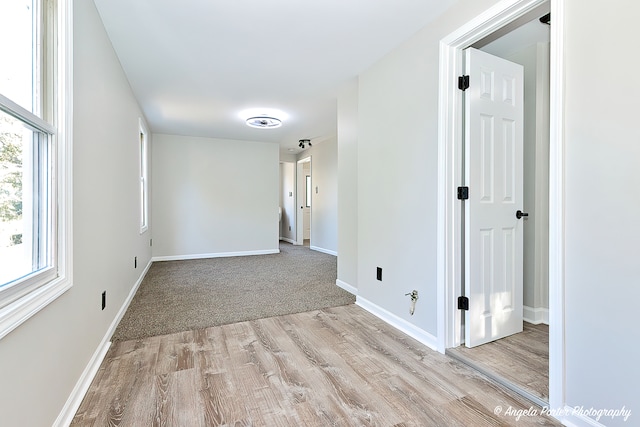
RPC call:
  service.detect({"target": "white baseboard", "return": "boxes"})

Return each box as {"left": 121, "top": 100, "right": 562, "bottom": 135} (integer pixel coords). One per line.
{"left": 54, "top": 340, "right": 111, "bottom": 427}
{"left": 279, "top": 237, "right": 296, "bottom": 244}
{"left": 53, "top": 259, "right": 152, "bottom": 427}
{"left": 310, "top": 246, "right": 337, "bottom": 256}
{"left": 152, "top": 248, "right": 279, "bottom": 262}
{"left": 524, "top": 305, "right": 549, "bottom": 325}
{"left": 336, "top": 279, "right": 357, "bottom": 295}
{"left": 356, "top": 296, "right": 438, "bottom": 352}
{"left": 110, "top": 259, "right": 153, "bottom": 339}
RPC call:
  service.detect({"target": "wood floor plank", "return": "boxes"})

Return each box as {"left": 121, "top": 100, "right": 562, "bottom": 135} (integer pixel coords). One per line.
{"left": 154, "top": 330, "right": 195, "bottom": 375}
{"left": 304, "top": 311, "right": 455, "bottom": 424}
{"left": 200, "top": 371, "right": 249, "bottom": 426}
{"left": 174, "top": 368, "right": 206, "bottom": 427}
{"left": 73, "top": 305, "right": 560, "bottom": 426}
{"left": 277, "top": 313, "right": 406, "bottom": 426}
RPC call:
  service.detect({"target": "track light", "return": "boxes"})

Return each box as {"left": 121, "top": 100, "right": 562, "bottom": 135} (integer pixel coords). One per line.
{"left": 298, "top": 139, "right": 311, "bottom": 149}
{"left": 539, "top": 13, "right": 550, "bottom": 25}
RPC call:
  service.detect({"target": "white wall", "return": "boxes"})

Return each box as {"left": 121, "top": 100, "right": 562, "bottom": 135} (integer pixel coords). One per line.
{"left": 279, "top": 162, "right": 296, "bottom": 242}
{"left": 563, "top": 0, "right": 640, "bottom": 423}
{"left": 337, "top": 79, "right": 359, "bottom": 290}
{"left": 352, "top": 0, "right": 639, "bottom": 422}
{"left": 297, "top": 137, "right": 338, "bottom": 254}
{"left": 0, "top": 1, "right": 152, "bottom": 425}
{"left": 502, "top": 42, "right": 550, "bottom": 318}
{"left": 357, "top": 39, "right": 437, "bottom": 335}
{"left": 355, "top": 0, "right": 503, "bottom": 337}
{"left": 152, "top": 134, "right": 279, "bottom": 259}
{"left": 3, "top": 1, "right": 636, "bottom": 425}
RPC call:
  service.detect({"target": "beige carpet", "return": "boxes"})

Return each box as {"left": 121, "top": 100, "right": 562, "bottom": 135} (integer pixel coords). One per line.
{"left": 111, "top": 242, "right": 355, "bottom": 341}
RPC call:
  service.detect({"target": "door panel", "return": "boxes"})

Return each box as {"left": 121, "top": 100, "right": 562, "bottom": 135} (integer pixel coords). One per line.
{"left": 465, "top": 48, "right": 524, "bottom": 348}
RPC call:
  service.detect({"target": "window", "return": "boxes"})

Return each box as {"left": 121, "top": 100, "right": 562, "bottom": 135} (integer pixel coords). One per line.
{"left": 0, "top": 0, "right": 71, "bottom": 339}
{"left": 305, "top": 175, "right": 311, "bottom": 208}
{"left": 139, "top": 119, "right": 149, "bottom": 233}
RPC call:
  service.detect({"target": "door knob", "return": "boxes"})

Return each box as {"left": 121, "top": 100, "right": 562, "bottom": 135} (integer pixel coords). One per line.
{"left": 516, "top": 210, "right": 529, "bottom": 219}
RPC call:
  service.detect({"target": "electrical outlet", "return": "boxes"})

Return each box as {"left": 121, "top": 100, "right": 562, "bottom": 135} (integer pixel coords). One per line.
{"left": 101, "top": 291, "right": 106, "bottom": 310}
{"left": 376, "top": 267, "right": 382, "bottom": 281}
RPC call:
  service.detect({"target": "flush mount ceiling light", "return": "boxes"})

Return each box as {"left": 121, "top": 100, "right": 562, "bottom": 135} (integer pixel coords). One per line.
{"left": 245, "top": 116, "right": 282, "bottom": 129}
{"left": 298, "top": 139, "right": 311, "bottom": 149}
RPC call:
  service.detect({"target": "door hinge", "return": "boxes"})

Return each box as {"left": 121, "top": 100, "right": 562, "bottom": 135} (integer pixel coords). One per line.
{"left": 458, "top": 75, "right": 469, "bottom": 91}
{"left": 458, "top": 296, "right": 469, "bottom": 311}
{"left": 457, "top": 186, "right": 469, "bottom": 200}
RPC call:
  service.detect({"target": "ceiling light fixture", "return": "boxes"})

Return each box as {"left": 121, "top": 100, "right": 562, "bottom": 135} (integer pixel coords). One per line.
{"left": 246, "top": 116, "right": 282, "bottom": 129}
{"left": 298, "top": 139, "right": 311, "bottom": 149}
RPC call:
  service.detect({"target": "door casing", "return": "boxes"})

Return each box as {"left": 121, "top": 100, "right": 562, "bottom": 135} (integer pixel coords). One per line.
{"left": 436, "top": 0, "right": 565, "bottom": 413}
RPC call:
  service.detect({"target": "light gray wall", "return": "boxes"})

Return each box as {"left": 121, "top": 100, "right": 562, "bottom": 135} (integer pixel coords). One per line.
{"left": 353, "top": 0, "right": 639, "bottom": 422}
{"left": 279, "top": 152, "right": 297, "bottom": 163}
{"left": 356, "top": 0, "right": 503, "bottom": 335}
{"left": 4, "top": 1, "right": 637, "bottom": 425}
{"left": 504, "top": 42, "right": 550, "bottom": 314}
{"left": 563, "top": 0, "right": 640, "bottom": 423}
{"left": 337, "top": 79, "right": 359, "bottom": 289}
{"left": 297, "top": 137, "right": 338, "bottom": 254}
{"left": 151, "top": 134, "right": 279, "bottom": 258}
{"left": 0, "top": 0, "right": 152, "bottom": 425}
{"left": 508, "top": 44, "right": 538, "bottom": 310}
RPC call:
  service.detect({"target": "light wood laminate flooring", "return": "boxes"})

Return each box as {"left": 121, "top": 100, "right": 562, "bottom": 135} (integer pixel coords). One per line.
{"left": 447, "top": 322, "right": 549, "bottom": 403}
{"left": 72, "top": 305, "right": 559, "bottom": 426}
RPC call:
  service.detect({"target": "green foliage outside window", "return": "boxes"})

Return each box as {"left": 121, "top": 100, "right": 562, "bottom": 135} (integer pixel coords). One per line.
{"left": 0, "top": 113, "right": 23, "bottom": 246}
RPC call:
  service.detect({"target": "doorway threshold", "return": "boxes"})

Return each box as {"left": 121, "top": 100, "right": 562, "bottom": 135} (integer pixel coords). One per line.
{"left": 446, "top": 347, "right": 548, "bottom": 409}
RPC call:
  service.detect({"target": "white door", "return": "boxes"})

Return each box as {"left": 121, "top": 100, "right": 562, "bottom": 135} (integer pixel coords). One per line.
{"left": 464, "top": 48, "right": 524, "bottom": 348}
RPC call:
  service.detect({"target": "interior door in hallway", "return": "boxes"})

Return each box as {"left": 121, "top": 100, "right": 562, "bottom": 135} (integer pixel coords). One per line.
{"left": 296, "top": 157, "right": 311, "bottom": 245}
{"left": 303, "top": 162, "right": 311, "bottom": 240}
{"left": 464, "top": 47, "right": 524, "bottom": 348}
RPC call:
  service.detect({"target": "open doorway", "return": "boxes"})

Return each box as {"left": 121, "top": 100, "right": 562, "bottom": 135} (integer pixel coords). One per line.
{"left": 438, "top": 0, "right": 555, "bottom": 408}
{"left": 296, "top": 157, "right": 311, "bottom": 246}
{"left": 448, "top": 12, "right": 551, "bottom": 404}
{"left": 279, "top": 162, "right": 296, "bottom": 244}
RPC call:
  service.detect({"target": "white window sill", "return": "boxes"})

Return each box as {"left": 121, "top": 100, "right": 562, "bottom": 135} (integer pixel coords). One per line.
{"left": 0, "top": 277, "right": 72, "bottom": 340}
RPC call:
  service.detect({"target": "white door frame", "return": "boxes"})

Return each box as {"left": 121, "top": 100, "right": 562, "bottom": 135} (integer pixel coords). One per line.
{"left": 436, "top": 0, "right": 565, "bottom": 412}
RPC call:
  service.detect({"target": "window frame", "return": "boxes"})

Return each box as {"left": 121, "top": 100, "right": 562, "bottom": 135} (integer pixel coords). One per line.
{"left": 0, "top": 95, "right": 57, "bottom": 304}
{"left": 0, "top": 0, "right": 72, "bottom": 340}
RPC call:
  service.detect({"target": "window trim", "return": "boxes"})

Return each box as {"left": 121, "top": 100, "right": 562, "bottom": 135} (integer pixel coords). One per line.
{"left": 0, "top": 96, "right": 57, "bottom": 307}
{"left": 0, "top": 0, "right": 72, "bottom": 340}
{"left": 0, "top": 95, "right": 56, "bottom": 135}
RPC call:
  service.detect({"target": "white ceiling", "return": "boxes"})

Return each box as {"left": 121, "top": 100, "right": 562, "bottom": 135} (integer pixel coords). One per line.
{"left": 94, "top": 0, "right": 458, "bottom": 154}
